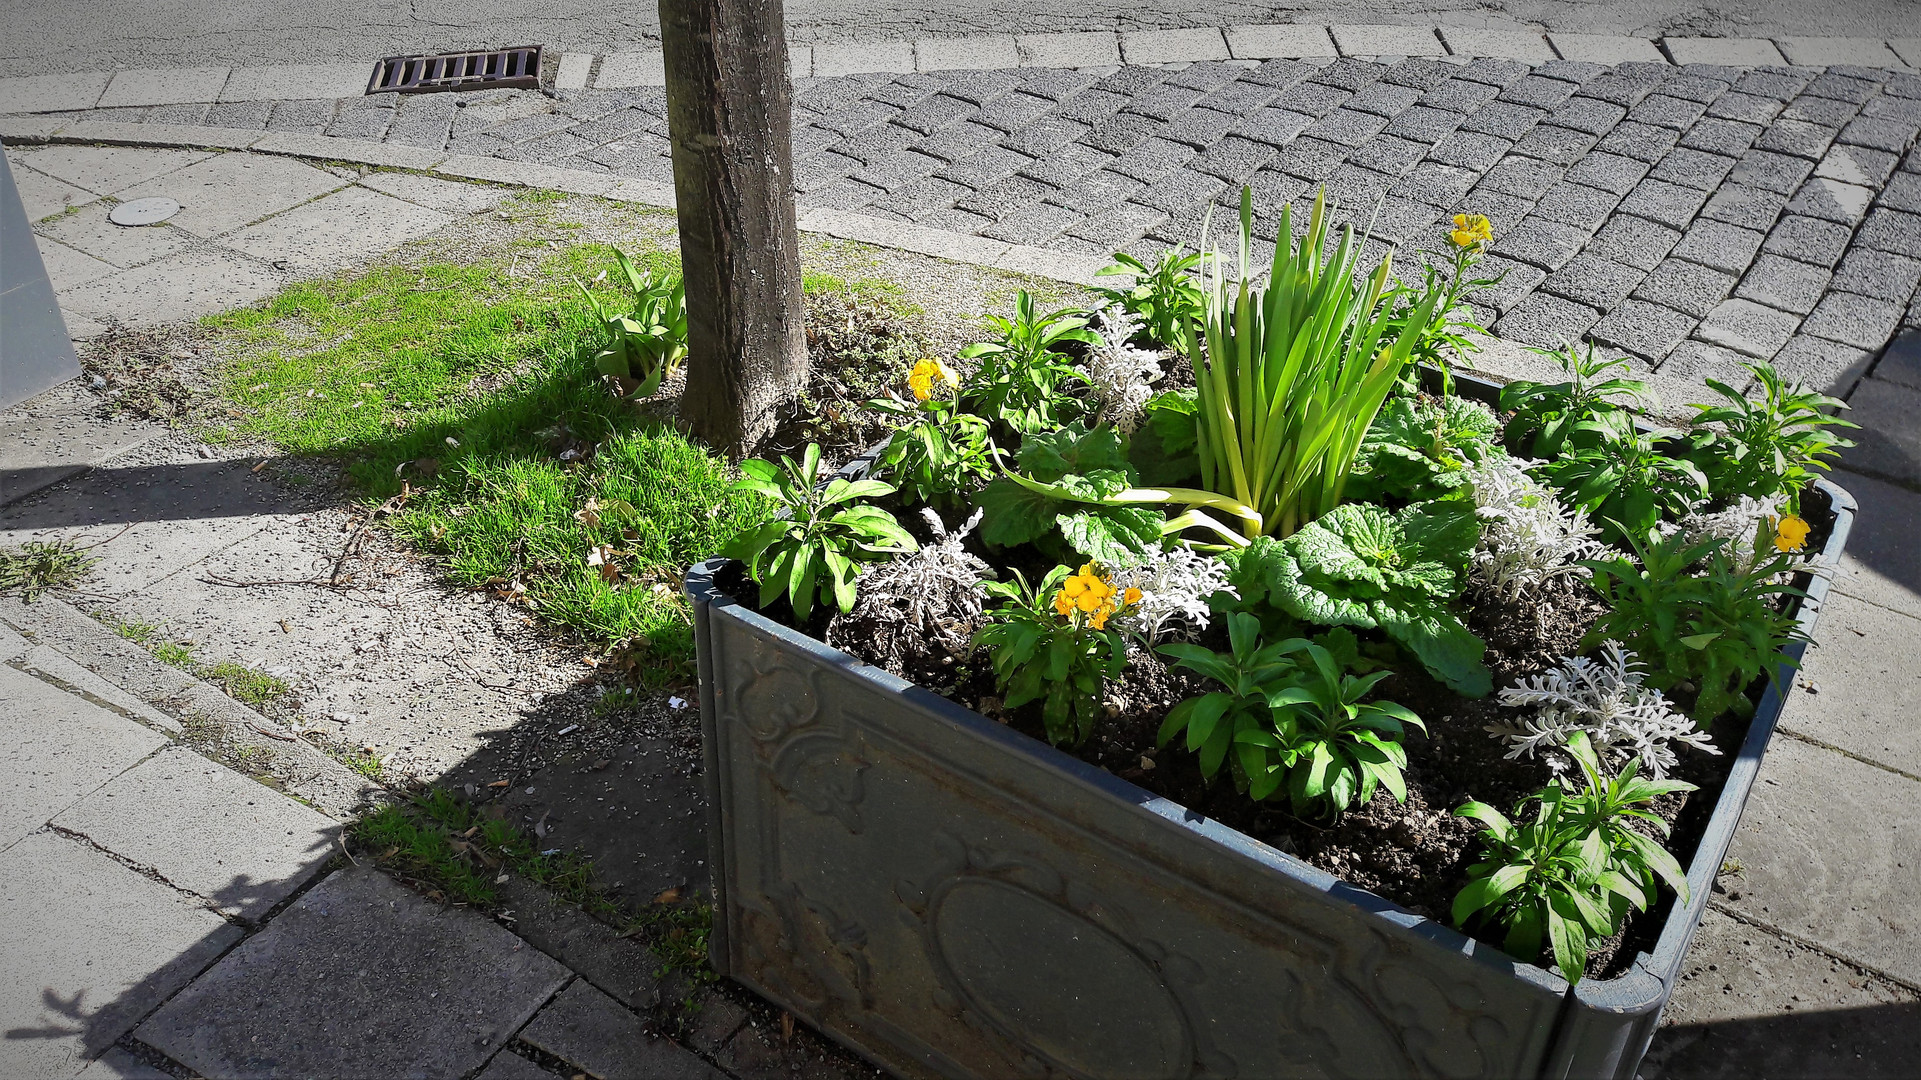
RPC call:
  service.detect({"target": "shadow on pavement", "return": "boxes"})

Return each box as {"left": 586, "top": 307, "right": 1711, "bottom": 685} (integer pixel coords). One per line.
{"left": 1643, "top": 999, "right": 1921, "bottom": 1079}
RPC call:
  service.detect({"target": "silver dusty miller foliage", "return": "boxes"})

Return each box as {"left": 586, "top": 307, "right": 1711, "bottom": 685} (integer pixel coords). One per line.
{"left": 1489, "top": 641, "right": 1719, "bottom": 779}
{"left": 849, "top": 507, "right": 991, "bottom": 655}
{"left": 1112, "top": 546, "right": 1235, "bottom": 643}
{"left": 1665, "top": 495, "right": 1780, "bottom": 574}
{"left": 1084, "top": 305, "right": 1164, "bottom": 434}
{"left": 1465, "top": 454, "right": 1606, "bottom": 603}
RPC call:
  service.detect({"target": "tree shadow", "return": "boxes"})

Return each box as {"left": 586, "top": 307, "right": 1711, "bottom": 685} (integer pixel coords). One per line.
{"left": 1642, "top": 1000, "right": 1921, "bottom": 1079}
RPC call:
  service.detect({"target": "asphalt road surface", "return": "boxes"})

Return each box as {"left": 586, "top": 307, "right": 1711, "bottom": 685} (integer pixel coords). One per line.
{"left": 1, "top": 0, "right": 1917, "bottom": 78}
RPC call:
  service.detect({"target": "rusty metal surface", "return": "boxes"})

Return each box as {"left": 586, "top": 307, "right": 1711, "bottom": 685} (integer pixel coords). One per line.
{"left": 366, "top": 46, "right": 542, "bottom": 95}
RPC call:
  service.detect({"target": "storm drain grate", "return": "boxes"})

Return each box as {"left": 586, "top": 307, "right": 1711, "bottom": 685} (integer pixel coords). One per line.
{"left": 367, "top": 46, "right": 543, "bottom": 94}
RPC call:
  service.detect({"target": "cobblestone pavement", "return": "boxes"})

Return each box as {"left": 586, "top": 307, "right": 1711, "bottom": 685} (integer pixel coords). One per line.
{"left": 30, "top": 53, "right": 1921, "bottom": 398}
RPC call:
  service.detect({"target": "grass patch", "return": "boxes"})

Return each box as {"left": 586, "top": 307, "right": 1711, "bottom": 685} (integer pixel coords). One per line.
{"left": 0, "top": 540, "right": 98, "bottom": 600}
{"left": 353, "top": 788, "right": 714, "bottom": 981}
{"left": 103, "top": 616, "right": 292, "bottom": 709}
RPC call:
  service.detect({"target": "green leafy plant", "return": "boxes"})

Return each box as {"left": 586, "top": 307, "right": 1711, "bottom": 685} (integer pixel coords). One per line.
{"left": 1092, "top": 247, "right": 1205, "bottom": 350}
{"left": 0, "top": 540, "right": 97, "bottom": 601}
{"left": 1384, "top": 212, "right": 1506, "bottom": 391}
{"left": 1159, "top": 614, "right": 1425, "bottom": 816}
{"left": 1346, "top": 393, "right": 1501, "bottom": 504}
{"left": 974, "top": 564, "right": 1131, "bottom": 746}
{"left": 576, "top": 249, "right": 688, "bottom": 398}
{"left": 1128, "top": 389, "right": 1203, "bottom": 487}
{"left": 974, "top": 424, "right": 1168, "bottom": 563}
{"left": 1500, "top": 342, "right": 1653, "bottom": 459}
{"left": 1453, "top": 731, "right": 1694, "bottom": 985}
{"left": 869, "top": 358, "right": 996, "bottom": 507}
{"left": 1533, "top": 412, "right": 1707, "bottom": 542}
{"left": 1684, "top": 360, "right": 1856, "bottom": 512}
{"left": 723, "top": 444, "right": 917, "bottom": 622}
{"left": 1581, "top": 527, "right": 1807, "bottom": 723}
{"left": 958, "top": 292, "right": 1096, "bottom": 434}
{"left": 1229, "top": 501, "right": 1491, "bottom": 696}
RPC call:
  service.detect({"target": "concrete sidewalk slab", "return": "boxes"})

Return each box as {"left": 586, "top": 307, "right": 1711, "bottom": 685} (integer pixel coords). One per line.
{"left": 595, "top": 49, "right": 665, "bottom": 89}
{"left": 1838, "top": 379, "right": 1921, "bottom": 491}
{"left": 356, "top": 170, "right": 510, "bottom": 214}
{"left": 10, "top": 145, "right": 213, "bottom": 197}
{"left": 251, "top": 130, "right": 445, "bottom": 171}
{"left": 916, "top": 35, "right": 1019, "bottom": 72}
{"left": 1664, "top": 38, "right": 1787, "bottom": 66}
{"left": 1892, "top": 40, "right": 1921, "bottom": 67}
{"left": 1330, "top": 24, "right": 1445, "bottom": 57}
{"left": 1549, "top": 34, "right": 1668, "bottom": 64}
{"left": 0, "top": 400, "right": 162, "bottom": 510}
{"left": 812, "top": 40, "right": 914, "bottom": 77}
{"left": 220, "top": 185, "right": 451, "bottom": 272}
{"left": 11, "top": 167, "right": 97, "bottom": 222}
{"left": 53, "top": 745, "right": 339, "bottom": 923}
{"left": 57, "top": 247, "right": 286, "bottom": 326}
{"left": 77, "top": 1047, "right": 173, "bottom": 1079}
{"left": 1721, "top": 736, "right": 1921, "bottom": 987}
{"left": 0, "top": 665, "right": 165, "bottom": 850}
{"left": 220, "top": 63, "right": 369, "bottom": 102}
{"left": 1775, "top": 37, "right": 1907, "bottom": 68}
{"left": 0, "top": 830, "right": 240, "bottom": 1078}
{"left": 138, "top": 867, "right": 570, "bottom": 1079}
{"left": 32, "top": 203, "right": 192, "bottom": 269}
{"left": 520, "top": 980, "right": 723, "bottom": 1080}
{"left": 1225, "top": 24, "right": 1337, "bottom": 60}
{"left": 1119, "top": 28, "right": 1229, "bottom": 65}
{"left": 13, "top": 642, "right": 181, "bottom": 734}
{"left": 1778, "top": 590, "right": 1921, "bottom": 778}
{"left": 1016, "top": 32, "right": 1121, "bottom": 69}
{"left": 109, "top": 152, "right": 345, "bottom": 238}
{"left": 1438, "top": 28, "right": 1554, "bottom": 62}
{"left": 475, "top": 1052, "right": 555, "bottom": 1080}
{"left": 97, "top": 68, "right": 230, "bottom": 110}
{"left": 553, "top": 53, "right": 594, "bottom": 92}
{"left": 0, "top": 72, "right": 110, "bottom": 115}
{"left": 33, "top": 237, "right": 117, "bottom": 292}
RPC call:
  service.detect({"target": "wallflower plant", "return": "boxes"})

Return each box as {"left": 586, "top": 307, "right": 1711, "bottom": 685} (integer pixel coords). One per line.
{"left": 869, "top": 357, "right": 996, "bottom": 508}
{"left": 1683, "top": 360, "right": 1856, "bottom": 513}
{"left": 975, "top": 563, "right": 1134, "bottom": 746}
{"left": 957, "top": 291, "right": 1095, "bottom": 435}
{"left": 1092, "top": 246, "right": 1205, "bottom": 350}
{"left": 1533, "top": 411, "right": 1707, "bottom": 543}
{"left": 1501, "top": 342, "right": 1653, "bottom": 460}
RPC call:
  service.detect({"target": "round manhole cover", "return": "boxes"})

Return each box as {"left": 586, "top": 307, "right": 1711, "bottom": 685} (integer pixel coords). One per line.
{"left": 109, "top": 197, "right": 181, "bottom": 226}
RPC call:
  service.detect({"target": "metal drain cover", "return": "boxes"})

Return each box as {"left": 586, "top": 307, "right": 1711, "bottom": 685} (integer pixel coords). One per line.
{"left": 109, "top": 197, "right": 181, "bottom": 226}
{"left": 368, "top": 46, "right": 543, "bottom": 94}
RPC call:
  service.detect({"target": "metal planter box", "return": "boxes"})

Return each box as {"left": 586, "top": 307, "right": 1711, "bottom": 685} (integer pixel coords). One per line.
{"left": 686, "top": 438, "right": 1855, "bottom": 1080}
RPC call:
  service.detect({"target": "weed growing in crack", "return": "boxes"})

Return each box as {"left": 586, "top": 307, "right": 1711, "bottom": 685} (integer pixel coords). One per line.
{"left": 0, "top": 540, "right": 98, "bottom": 600}
{"left": 99, "top": 615, "right": 292, "bottom": 709}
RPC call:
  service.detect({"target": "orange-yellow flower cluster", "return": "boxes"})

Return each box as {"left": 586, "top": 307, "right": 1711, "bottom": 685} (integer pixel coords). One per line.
{"left": 1449, "top": 213, "right": 1494, "bottom": 250}
{"left": 907, "top": 357, "right": 958, "bottom": 402}
{"left": 1051, "top": 563, "right": 1141, "bottom": 630}
{"left": 1772, "top": 514, "right": 1811, "bottom": 553}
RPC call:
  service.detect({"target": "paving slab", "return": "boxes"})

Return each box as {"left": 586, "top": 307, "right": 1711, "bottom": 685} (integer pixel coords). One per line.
{"left": 12, "top": 642, "right": 181, "bottom": 734}
{"left": 98, "top": 68, "right": 230, "bottom": 109}
{"left": 1720, "top": 735, "right": 1921, "bottom": 986}
{"left": 1775, "top": 37, "right": 1907, "bottom": 69}
{"left": 250, "top": 131, "right": 445, "bottom": 171}
{"left": 1891, "top": 40, "right": 1921, "bottom": 68}
{"left": 12, "top": 166, "right": 97, "bottom": 222}
{"left": 473, "top": 1051, "right": 557, "bottom": 1080}
{"left": 109, "top": 152, "right": 346, "bottom": 238}
{"left": 33, "top": 237, "right": 117, "bottom": 292}
{"left": 812, "top": 40, "right": 915, "bottom": 77}
{"left": 53, "top": 745, "right": 339, "bottom": 922}
{"left": 220, "top": 185, "right": 451, "bottom": 272}
{"left": 57, "top": 246, "right": 287, "bottom": 326}
{"left": 1825, "top": 468, "right": 1921, "bottom": 621}
{"left": 497, "top": 877, "right": 664, "bottom": 1011}
{"left": 0, "top": 72, "right": 110, "bottom": 115}
{"left": 1015, "top": 31, "right": 1121, "bottom": 68}
{"left": 1330, "top": 24, "right": 1445, "bottom": 57}
{"left": 1664, "top": 38, "right": 1787, "bottom": 67}
{"left": 596, "top": 49, "right": 665, "bottom": 89}
{"left": 1777, "top": 589, "right": 1921, "bottom": 778}
{"left": 1119, "top": 28, "right": 1229, "bottom": 65}
{"left": 356, "top": 170, "right": 511, "bottom": 214}
{"left": 0, "top": 831, "right": 241, "bottom": 1078}
{"left": 76, "top": 1047, "right": 173, "bottom": 1079}
{"left": 137, "top": 866, "right": 570, "bottom": 1079}
{"left": 1838, "top": 379, "right": 1921, "bottom": 490}
{"left": 1548, "top": 34, "right": 1669, "bottom": 65}
{"left": 33, "top": 202, "right": 192, "bottom": 268}
{"left": 11, "top": 145, "right": 213, "bottom": 197}
{"left": 553, "top": 53, "right": 594, "bottom": 92}
{"left": 1225, "top": 24, "right": 1337, "bottom": 60}
{"left": 519, "top": 979, "right": 723, "bottom": 1080}
{"left": 0, "top": 664, "right": 166, "bottom": 850}
{"left": 1645, "top": 907, "right": 1921, "bottom": 1078}
{"left": 220, "top": 63, "right": 370, "bottom": 102}
{"left": 1438, "top": 28, "right": 1554, "bottom": 62}
{"left": 915, "top": 35, "right": 1018, "bottom": 72}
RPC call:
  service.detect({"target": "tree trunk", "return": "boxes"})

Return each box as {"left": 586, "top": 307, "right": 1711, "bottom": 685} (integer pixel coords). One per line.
{"left": 659, "top": 0, "right": 808, "bottom": 457}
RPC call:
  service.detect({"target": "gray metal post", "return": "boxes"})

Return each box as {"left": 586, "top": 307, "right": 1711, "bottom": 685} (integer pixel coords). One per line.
{"left": 0, "top": 148, "right": 81, "bottom": 411}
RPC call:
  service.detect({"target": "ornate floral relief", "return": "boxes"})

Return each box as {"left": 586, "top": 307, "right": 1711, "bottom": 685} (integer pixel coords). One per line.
{"left": 1345, "top": 932, "right": 1529, "bottom": 1080}
{"left": 725, "top": 639, "right": 826, "bottom": 744}
{"left": 770, "top": 728, "right": 872, "bottom": 834}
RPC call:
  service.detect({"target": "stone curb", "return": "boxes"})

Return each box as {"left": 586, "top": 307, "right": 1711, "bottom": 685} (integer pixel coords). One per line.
{"left": 0, "top": 595, "right": 388, "bottom": 821}
{"left": 1, "top": 124, "right": 1111, "bottom": 286}
{"left": 2, "top": 26, "right": 1917, "bottom": 111}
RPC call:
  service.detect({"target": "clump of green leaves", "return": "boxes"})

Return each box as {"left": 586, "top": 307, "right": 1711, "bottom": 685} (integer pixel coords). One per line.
{"left": 1533, "top": 412, "right": 1706, "bottom": 542}
{"left": 1128, "top": 389, "right": 1202, "bottom": 487}
{"left": 1092, "top": 247, "right": 1204, "bottom": 350}
{"left": 975, "top": 424, "right": 1166, "bottom": 563}
{"left": 0, "top": 540, "right": 97, "bottom": 601}
{"left": 1230, "top": 502, "right": 1491, "bottom": 696}
{"left": 868, "top": 360, "right": 996, "bottom": 508}
{"left": 1685, "top": 360, "right": 1855, "bottom": 512}
{"left": 974, "top": 565, "right": 1128, "bottom": 746}
{"left": 577, "top": 248, "right": 687, "bottom": 399}
{"left": 723, "top": 444, "right": 917, "bottom": 622}
{"left": 1453, "top": 731, "right": 1694, "bottom": 985}
{"left": 958, "top": 292, "right": 1095, "bottom": 435}
{"left": 1582, "top": 527, "right": 1806, "bottom": 723}
{"left": 1501, "top": 343, "right": 1653, "bottom": 459}
{"left": 1347, "top": 394, "right": 1501, "bottom": 504}
{"left": 1159, "top": 614, "right": 1424, "bottom": 817}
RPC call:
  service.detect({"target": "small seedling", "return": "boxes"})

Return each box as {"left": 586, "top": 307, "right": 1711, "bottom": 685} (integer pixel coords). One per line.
{"left": 0, "top": 540, "right": 97, "bottom": 600}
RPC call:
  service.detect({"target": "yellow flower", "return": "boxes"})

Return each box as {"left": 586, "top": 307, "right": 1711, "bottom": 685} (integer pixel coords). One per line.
{"left": 1773, "top": 514, "right": 1811, "bottom": 553}
{"left": 906, "top": 357, "right": 957, "bottom": 401}
{"left": 1053, "top": 590, "right": 1075, "bottom": 616}
{"left": 1063, "top": 576, "right": 1087, "bottom": 598}
{"left": 1053, "top": 564, "right": 1127, "bottom": 629}
{"left": 1449, "top": 212, "right": 1494, "bottom": 250}
{"left": 1122, "top": 587, "right": 1143, "bottom": 606}
{"left": 1088, "top": 607, "right": 1111, "bottom": 631}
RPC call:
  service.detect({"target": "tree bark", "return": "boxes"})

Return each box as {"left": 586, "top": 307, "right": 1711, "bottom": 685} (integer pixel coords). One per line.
{"left": 658, "top": 0, "right": 808, "bottom": 457}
